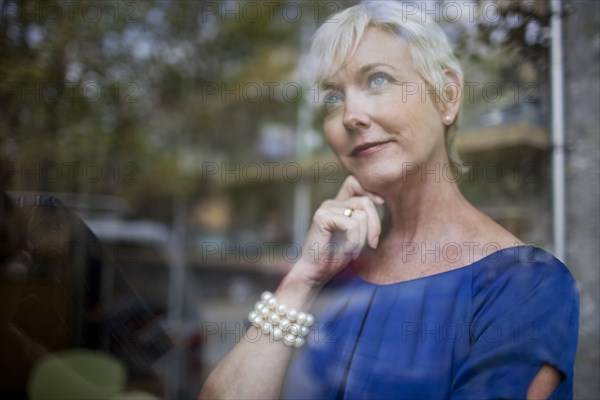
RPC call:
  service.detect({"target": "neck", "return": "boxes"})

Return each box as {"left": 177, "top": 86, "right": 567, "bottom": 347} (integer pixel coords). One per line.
{"left": 378, "top": 158, "right": 472, "bottom": 247}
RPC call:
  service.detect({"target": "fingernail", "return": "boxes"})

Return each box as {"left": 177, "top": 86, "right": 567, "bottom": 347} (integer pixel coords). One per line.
{"left": 374, "top": 195, "right": 384, "bottom": 204}
{"left": 373, "top": 235, "right": 380, "bottom": 248}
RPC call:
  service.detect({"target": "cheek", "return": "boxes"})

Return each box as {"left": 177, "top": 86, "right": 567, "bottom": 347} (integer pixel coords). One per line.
{"left": 386, "top": 94, "right": 443, "bottom": 137}
{"left": 323, "top": 117, "right": 344, "bottom": 150}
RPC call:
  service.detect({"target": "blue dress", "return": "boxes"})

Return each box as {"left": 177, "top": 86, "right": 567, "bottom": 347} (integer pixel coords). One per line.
{"left": 282, "top": 245, "right": 579, "bottom": 399}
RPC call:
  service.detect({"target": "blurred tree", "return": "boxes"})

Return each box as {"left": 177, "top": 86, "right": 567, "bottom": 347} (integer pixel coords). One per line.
{"left": 1, "top": 0, "right": 553, "bottom": 220}
{"left": 0, "top": 0, "right": 306, "bottom": 220}
{"left": 451, "top": 0, "right": 552, "bottom": 124}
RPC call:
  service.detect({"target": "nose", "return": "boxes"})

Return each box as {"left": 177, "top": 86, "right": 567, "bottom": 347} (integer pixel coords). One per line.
{"left": 342, "top": 91, "right": 371, "bottom": 132}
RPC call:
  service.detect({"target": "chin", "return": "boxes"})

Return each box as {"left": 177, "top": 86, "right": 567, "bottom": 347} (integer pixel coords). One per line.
{"left": 352, "top": 167, "right": 405, "bottom": 194}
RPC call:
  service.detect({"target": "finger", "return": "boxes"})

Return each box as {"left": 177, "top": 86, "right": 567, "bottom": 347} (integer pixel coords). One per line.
{"left": 334, "top": 212, "right": 366, "bottom": 260}
{"left": 312, "top": 208, "right": 367, "bottom": 261}
{"left": 338, "top": 207, "right": 368, "bottom": 259}
{"left": 327, "top": 197, "right": 382, "bottom": 249}
{"left": 335, "top": 176, "right": 384, "bottom": 205}
{"left": 321, "top": 204, "right": 368, "bottom": 255}
{"left": 353, "top": 197, "right": 382, "bottom": 249}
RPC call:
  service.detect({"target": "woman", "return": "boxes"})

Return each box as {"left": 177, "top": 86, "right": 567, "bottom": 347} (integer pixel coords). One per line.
{"left": 200, "top": 3, "right": 579, "bottom": 399}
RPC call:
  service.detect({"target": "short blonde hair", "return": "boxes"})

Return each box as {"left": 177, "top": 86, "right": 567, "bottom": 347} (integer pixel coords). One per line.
{"left": 309, "top": 1, "right": 464, "bottom": 166}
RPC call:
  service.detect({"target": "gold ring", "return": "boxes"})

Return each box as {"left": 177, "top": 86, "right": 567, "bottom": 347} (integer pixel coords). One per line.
{"left": 343, "top": 208, "right": 355, "bottom": 217}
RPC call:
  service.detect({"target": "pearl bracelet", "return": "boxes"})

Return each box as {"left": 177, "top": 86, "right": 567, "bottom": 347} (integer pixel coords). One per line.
{"left": 248, "top": 291, "right": 314, "bottom": 348}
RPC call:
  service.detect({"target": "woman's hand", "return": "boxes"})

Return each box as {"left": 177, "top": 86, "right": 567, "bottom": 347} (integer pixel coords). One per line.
{"left": 200, "top": 178, "right": 384, "bottom": 400}
{"left": 294, "top": 175, "right": 384, "bottom": 286}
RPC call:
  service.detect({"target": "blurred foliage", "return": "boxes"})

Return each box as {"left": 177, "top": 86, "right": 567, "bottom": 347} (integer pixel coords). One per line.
{"left": 452, "top": 0, "right": 551, "bottom": 121}
{"left": 1, "top": 0, "right": 551, "bottom": 221}
{"left": 0, "top": 0, "right": 305, "bottom": 203}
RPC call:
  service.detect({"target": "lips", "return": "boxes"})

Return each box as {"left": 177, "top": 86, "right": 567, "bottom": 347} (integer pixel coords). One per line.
{"left": 350, "top": 140, "right": 392, "bottom": 157}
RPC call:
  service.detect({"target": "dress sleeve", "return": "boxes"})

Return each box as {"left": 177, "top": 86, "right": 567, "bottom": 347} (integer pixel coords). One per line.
{"left": 450, "top": 247, "right": 579, "bottom": 399}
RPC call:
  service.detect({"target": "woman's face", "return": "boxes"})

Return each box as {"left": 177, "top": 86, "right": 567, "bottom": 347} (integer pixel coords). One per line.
{"left": 321, "top": 27, "right": 449, "bottom": 194}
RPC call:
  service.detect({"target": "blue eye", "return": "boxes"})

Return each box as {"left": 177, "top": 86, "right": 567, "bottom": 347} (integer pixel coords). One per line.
{"left": 323, "top": 92, "right": 341, "bottom": 105}
{"left": 370, "top": 73, "right": 391, "bottom": 88}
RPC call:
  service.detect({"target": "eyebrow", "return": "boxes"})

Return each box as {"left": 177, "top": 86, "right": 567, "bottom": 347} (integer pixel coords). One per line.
{"left": 321, "top": 82, "right": 339, "bottom": 91}
{"left": 358, "top": 62, "right": 397, "bottom": 74}
{"left": 321, "top": 62, "right": 398, "bottom": 90}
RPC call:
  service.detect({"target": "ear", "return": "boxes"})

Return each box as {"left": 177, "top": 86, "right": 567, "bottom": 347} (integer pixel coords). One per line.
{"left": 441, "top": 68, "right": 462, "bottom": 126}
